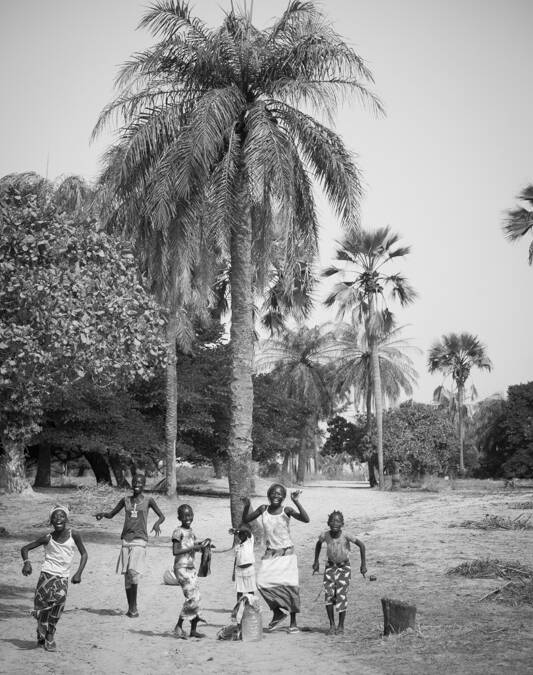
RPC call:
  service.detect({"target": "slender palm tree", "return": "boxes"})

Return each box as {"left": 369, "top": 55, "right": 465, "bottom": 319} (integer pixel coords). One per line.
{"left": 503, "top": 184, "right": 533, "bottom": 265}
{"left": 256, "top": 325, "right": 334, "bottom": 484}
{"left": 323, "top": 227, "right": 416, "bottom": 487}
{"left": 322, "top": 322, "right": 419, "bottom": 430}
{"left": 427, "top": 332, "right": 492, "bottom": 474}
{"left": 93, "top": 0, "right": 381, "bottom": 524}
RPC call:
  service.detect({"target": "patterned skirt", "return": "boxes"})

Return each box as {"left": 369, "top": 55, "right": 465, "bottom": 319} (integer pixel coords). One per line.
{"left": 174, "top": 566, "right": 201, "bottom": 619}
{"left": 324, "top": 561, "right": 351, "bottom": 612}
{"left": 33, "top": 572, "right": 69, "bottom": 637}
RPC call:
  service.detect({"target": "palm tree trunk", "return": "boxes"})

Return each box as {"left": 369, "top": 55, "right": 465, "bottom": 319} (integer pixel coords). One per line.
{"left": 227, "top": 190, "right": 254, "bottom": 527}
{"left": 457, "top": 383, "right": 465, "bottom": 475}
{"left": 0, "top": 434, "right": 33, "bottom": 493}
{"left": 165, "top": 303, "right": 178, "bottom": 497}
{"left": 364, "top": 385, "right": 373, "bottom": 434}
{"left": 368, "top": 296, "right": 384, "bottom": 487}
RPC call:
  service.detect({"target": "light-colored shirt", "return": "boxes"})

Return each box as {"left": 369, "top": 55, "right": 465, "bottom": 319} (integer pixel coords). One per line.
{"left": 262, "top": 509, "right": 293, "bottom": 550}
{"left": 235, "top": 534, "right": 255, "bottom": 567}
{"left": 41, "top": 531, "right": 75, "bottom": 578}
{"left": 172, "top": 526, "right": 196, "bottom": 568}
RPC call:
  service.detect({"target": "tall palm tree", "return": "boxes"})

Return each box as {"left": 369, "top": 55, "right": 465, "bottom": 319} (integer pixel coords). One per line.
{"left": 93, "top": 0, "right": 381, "bottom": 524}
{"left": 256, "top": 325, "right": 334, "bottom": 484}
{"left": 427, "top": 332, "right": 492, "bottom": 474}
{"left": 323, "top": 322, "right": 419, "bottom": 430}
{"left": 323, "top": 227, "right": 416, "bottom": 487}
{"left": 503, "top": 184, "right": 533, "bottom": 265}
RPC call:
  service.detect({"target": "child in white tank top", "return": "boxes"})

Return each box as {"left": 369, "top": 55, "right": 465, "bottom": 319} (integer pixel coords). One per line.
{"left": 21, "top": 505, "right": 87, "bottom": 652}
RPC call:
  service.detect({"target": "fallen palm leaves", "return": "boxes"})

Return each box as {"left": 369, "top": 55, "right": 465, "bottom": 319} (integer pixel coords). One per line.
{"left": 447, "top": 558, "right": 533, "bottom": 606}
{"left": 451, "top": 513, "right": 532, "bottom": 530}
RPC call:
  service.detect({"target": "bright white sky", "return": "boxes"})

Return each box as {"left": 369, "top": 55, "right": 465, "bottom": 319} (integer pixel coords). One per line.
{"left": 1, "top": 0, "right": 532, "bottom": 403}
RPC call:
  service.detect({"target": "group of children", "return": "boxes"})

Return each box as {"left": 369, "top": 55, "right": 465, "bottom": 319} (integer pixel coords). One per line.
{"left": 20, "top": 477, "right": 367, "bottom": 650}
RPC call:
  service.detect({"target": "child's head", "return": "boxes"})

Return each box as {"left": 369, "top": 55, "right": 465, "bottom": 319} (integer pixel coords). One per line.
{"left": 49, "top": 505, "right": 69, "bottom": 530}
{"left": 132, "top": 473, "right": 146, "bottom": 494}
{"left": 177, "top": 503, "right": 194, "bottom": 527}
{"left": 327, "top": 510, "right": 344, "bottom": 531}
{"left": 235, "top": 523, "right": 252, "bottom": 543}
{"left": 267, "top": 483, "right": 286, "bottom": 504}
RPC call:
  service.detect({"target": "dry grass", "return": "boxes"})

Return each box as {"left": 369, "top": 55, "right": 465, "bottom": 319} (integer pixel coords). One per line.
{"left": 497, "top": 580, "right": 533, "bottom": 606}
{"left": 507, "top": 501, "right": 533, "bottom": 510}
{"left": 447, "top": 558, "right": 533, "bottom": 580}
{"left": 452, "top": 513, "right": 532, "bottom": 530}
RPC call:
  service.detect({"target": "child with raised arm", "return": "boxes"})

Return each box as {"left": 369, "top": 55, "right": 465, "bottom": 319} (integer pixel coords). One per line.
{"left": 312, "top": 510, "right": 367, "bottom": 635}
{"left": 242, "top": 484, "right": 309, "bottom": 633}
{"left": 21, "top": 505, "right": 87, "bottom": 651}
{"left": 95, "top": 473, "right": 165, "bottom": 617}
{"left": 172, "top": 503, "right": 211, "bottom": 639}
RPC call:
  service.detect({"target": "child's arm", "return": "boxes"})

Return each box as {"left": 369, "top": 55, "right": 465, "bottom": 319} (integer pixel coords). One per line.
{"left": 172, "top": 535, "right": 203, "bottom": 557}
{"left": 148, "top": 498, "right": 165, "bottom": 536}
{"left": 312, "top": 538, "right": 323, "bottom": 573}
{"left": 348, "top": 536, "right": 367, "bottom": 576}
{"left": 71, "top": 531, "right": 88, "bottom": 584}
{"left": 95, "top": 497, "right": 125, "bottom": 521}
{"left": 240, "top": 497, "right": 266, "bottom": 523}
{"left": 20, "top": 535, "right": 49, "bottom": 576}
{"left": 285, "top": 490, "right": 310, "bottom": 523}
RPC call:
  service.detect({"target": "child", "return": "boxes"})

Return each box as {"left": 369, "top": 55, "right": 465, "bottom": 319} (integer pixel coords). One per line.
{"left": 172, "top": 503, "right": 210, "bottom": 639}
{"left": 95, "top": 473, "right": 165, "bottom": 617}
{"left": 242, "top": 484, "right": 309, "bottom": 633}
{"left": 229, "top": 523, "right": 256, "bottom": 600}
{"left": 21, "top": 505, "right": 88, "bottom": 651}
{"left": 312, "top": 510, "right": 367, "bottom": 635}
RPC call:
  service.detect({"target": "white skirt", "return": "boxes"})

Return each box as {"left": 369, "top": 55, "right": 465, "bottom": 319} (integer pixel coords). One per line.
{"left": 235, "top": 565, "right": 257, "bottom": 593}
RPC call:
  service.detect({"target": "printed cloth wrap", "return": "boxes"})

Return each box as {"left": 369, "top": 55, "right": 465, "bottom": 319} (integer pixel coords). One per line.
{"left": 323, "top": 561, "right": 351, "bottom": 612}
{"left": 174, "top": 566, "right": 201, "bottom": 619}
{"left": 33, "top": 571, "right": 68, "bottom": 640}
{"left": 256, "top": 551, "right": 300, "bottom": 613}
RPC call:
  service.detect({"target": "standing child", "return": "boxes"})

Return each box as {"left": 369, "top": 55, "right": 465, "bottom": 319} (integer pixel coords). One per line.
{"left": 229, "top": 523, "right": 256, "bottom": 600}
{"left": 312, "top": 510, "right": 367, "bottom": 635}
{"left": 21, "top": 506, "right": 88, "bottom": 651}
{"left": 172, "top": 504, "right": 211, "bottom": 639}
{"left": 95, "top": 473, "right": 165, "bottom": 617}
{"left": 242, "top": 484, "right": 309, "bottom": 633}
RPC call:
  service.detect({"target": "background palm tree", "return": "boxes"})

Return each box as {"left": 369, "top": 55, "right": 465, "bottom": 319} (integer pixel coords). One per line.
{"left": 324, "top": 227, "right": 416, "bottom": 487}
{"left": 503, "top": 184, "right": 533, "bottom": 265}
{"left": 256, "top": 325, "right": 334, "bottom": 484}
{"left": 93, "top": 0, "right": 381, "bottom": 524}
{"left": 323, "top": 322, "right": 419, "bottom": 432}
{"left": 427, "top": 332, "right": 492, "bottom": 474}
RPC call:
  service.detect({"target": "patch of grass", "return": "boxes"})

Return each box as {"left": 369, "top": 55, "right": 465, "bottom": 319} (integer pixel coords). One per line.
{"left": 176, "top": 464, "right": 212, "bottom": 485}
{"left": 447, "top": 558, "right": 533, "bottom": 580}
{"left": 497, "top": 579, "right": 533, "bottom": 606}
{"left": 452, "top": 513, "right": 532, "bottom": 530}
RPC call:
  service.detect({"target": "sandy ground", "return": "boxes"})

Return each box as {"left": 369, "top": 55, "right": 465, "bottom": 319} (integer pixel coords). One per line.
{"left": 1, "top": 478, "right": 532, "bottom": 675}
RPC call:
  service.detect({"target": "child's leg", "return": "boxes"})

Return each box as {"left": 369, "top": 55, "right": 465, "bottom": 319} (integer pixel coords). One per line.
{"left": 334, "top": 563, "right": 351, "bottom": 634}
{"left": 326, "top": 604, "right": 335, "bottom": 632}
{"left": 337, "top": 610, "right": 346, "bottom": 632}
{"left": 124, "top": 570, "right": 140, "bottom": 616}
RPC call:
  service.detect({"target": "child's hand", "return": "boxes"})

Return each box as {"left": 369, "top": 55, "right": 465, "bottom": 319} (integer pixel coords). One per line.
{"left": 312, "top": 561, "right": 319, "bottom": 574}
{"left": 360, "top": 564, "right": 367, "bottom": 577}
{"left": 291, "top": 490, "right": 302, "bottom": 502}
{"left": 95, "top": 512, "right": 105, "bottom": 521}
{"left": 22, "top": 560, "right": 32, "bottom": 576}
{"left": 71, "top": 572, "right": 82, "bottom": 584}
{"left": 151, "top": 523, "right": 161, "bottom": 537}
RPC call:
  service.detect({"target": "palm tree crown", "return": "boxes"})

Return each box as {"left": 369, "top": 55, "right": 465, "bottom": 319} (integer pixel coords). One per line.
{"left": 427, "top": 333, "right": 492, "bottom": 388}
{"left": 503, "top": 184, "right": 533, "bottom": 265}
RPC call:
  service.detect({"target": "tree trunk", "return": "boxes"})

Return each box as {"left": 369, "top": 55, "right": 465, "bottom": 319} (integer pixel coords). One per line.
{"left": 227, "top": 187, "right": 254, "bottom": 527}
{"left": 457, "top": 383, "right": 465, "bottom": 475}
{"left": 108, "top": 450, "right": 130, "bottom": 489}
{"left": 296, "top": 413, "right": 315, "bottom": 485}
{"left": 83, "top": 450, "right": 112, "bottom": 485}
{"left": 364, "top": 385, "right": 373, "bottom": 434}
{"left": 34, "top": 444, "right": 51, "bottom": 488}
{"left": 0, "top": 435, "right": 33, "bottom": 493}
{"left": 165, "top": 303, "right": 178, "bottom": 498}
{"left": 381, "top": 597, "right": 417, "bottom": 635}
{"left": 368, "top": 296, "right": 384, "bottom": 488}
{"left": 212, "top": 455, "right": 224, "bottom": 480}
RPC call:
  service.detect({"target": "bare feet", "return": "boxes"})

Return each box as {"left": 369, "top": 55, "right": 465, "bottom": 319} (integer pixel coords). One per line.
{"left": 173, "top": 626, "right": 187, "bottom": 639}
{"left": 335, "top": 627, "right": 345, "bottom": 635}
{"left": 327, "top": 626, "right": 336, "bottom": 635}
{"left": 189, "top": 630, "right": 206, "bottom": 638}
{"left": 126, "top": 610, "right": 139, "bottom": 618}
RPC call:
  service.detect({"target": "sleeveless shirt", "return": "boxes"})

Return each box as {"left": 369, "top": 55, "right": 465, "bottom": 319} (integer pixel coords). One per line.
{"left": 261, "top": 509, "right": 293, "bottom": 550}
{"left": 41, "top": 530, "right": 76, "bottom": 578}
{"left": 121, "top": 495, "right": 149, "bottom": 542}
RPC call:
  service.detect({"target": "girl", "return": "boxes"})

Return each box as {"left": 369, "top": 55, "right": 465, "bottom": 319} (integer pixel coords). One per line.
{"left": 172, "top": 504, "right": 211, "bottom": 639}
{"left": 95, "top": 473, "right": 165, "bottom": 617}
{"left": 21, "top": 505, "right": 87, "bottom": 651}
{"left": 229, "top": 523, "right": 256, "bottom": 600}
{"left": 242, "top": 484, "right": 309, "bottom": 633}
{"left": 312, "top": 510, "right": 366, "bottom": 635}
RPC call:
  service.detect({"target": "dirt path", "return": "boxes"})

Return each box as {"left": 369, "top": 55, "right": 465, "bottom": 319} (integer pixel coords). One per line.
{"left": 1, "top": 480, "right": 532, "bottom": 674}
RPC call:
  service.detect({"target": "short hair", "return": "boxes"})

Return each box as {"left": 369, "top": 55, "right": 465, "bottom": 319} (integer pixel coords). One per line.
{"left": 327, "top": 510, "right": 344, "bottom": 525}
{"left": 177, "top": 503, "right": 193, "bottom": 519}
{"left": 267, "top": 483, "right": 287, "bottom": 500}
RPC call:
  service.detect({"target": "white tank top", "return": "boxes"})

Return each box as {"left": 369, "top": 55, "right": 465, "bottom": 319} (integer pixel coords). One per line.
{"left": 41, "top": 531, "right": 75, "bottom": 578}
{"left": 262, "top": 509, "right": 293, "bottom": 550}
